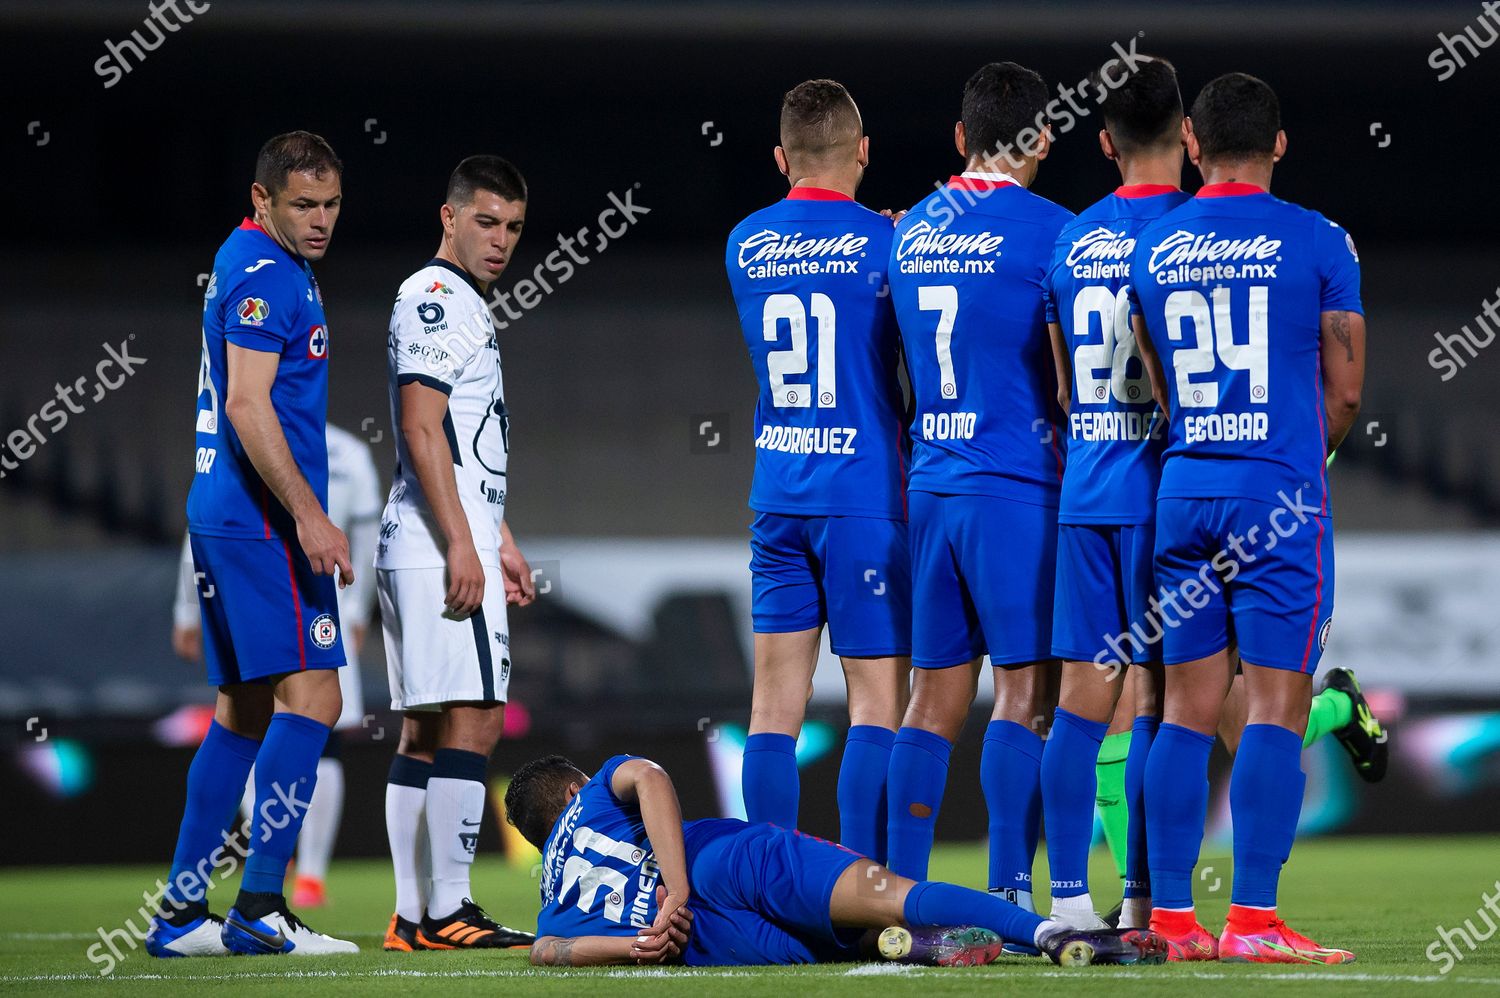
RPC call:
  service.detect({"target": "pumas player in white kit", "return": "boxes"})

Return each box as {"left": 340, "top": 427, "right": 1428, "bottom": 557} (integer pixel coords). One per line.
{"left": 376, "top": 156, "right": 538, "bottom": 952}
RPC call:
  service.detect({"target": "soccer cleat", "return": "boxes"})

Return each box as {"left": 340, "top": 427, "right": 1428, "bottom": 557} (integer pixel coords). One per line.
{"left": 877, "top": 926, "right": 1004, "bottom": 967}
{"left": 145, "top": 911, "right": 230, "bottom": 958}
{"left": 292, "top": 875, "right": 326, "bottom": 909}
{"left": 416, "top": 898, "right": 536, "bottom": 950}
{"left": 1037, "top": 924, "right": 1168, "bottom": 966}
{"left": 384, "top": 913, "right": 426, "bottom": 952}
{"left": 1219, "top": 917, "right": 1355, "bottom": 964}
{"left": 1151, "top": 918, "right": 1219, "bottom": 961}
{"left": 1322, "top": 668, "right": 1388, "bottom": 783}
{"left": 221, "top": 905, "right": 359, "bottom": 955}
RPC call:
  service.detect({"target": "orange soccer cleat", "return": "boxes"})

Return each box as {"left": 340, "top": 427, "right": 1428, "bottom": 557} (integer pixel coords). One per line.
{"left": 1150, "top": 908, "right": 1219, "bottom": 961}
{"left": 1218, "top": 907, "right": 1355, "bottom": 964}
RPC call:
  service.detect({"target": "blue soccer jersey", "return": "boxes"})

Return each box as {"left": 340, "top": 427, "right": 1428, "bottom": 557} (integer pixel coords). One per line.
{"left": 1045, "top": 185, "right": 1190, "bottom": 524}
{"left": 725, "top": 188, "right": 908, "bottom": 519}
{"left": 188, "top": 218, "right": 331, "bottom": 540}
{"left": 536, "top": 755, "right": 861, "bottom": 966}
{"left": 1130, "top": 184, "right": 1362, "bottom": 511}
{"left": 890, "top": 176, "right": 1073, "bottom": 503}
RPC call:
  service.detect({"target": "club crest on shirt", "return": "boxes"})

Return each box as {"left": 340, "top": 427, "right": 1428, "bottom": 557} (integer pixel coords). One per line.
{"left": 310, "top": 613, "right": 338, "bottom": 650}
{"left": 307, "top": 324, "right": 328, "bottom": 359}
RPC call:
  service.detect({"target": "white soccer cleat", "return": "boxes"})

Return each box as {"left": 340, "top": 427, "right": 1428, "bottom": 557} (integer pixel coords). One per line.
{"left": 222, "top": 905, "right": 359, "bottom": 955}
{"left": 145, "top": 912, "right": 230, "bottom": 957}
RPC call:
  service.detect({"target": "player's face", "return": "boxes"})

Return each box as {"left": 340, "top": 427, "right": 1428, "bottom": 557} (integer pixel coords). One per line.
{"left": 256, "top": 170, "right": 343, "bottom": 261}
{"left": 446, "top": 191, "right": 526, "bottom": 286}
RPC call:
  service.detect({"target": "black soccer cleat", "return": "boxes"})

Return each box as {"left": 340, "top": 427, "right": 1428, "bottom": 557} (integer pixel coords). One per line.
{"left": 1101, "top": 899, "right": 1123, "bottom": 929}
{"left": 876, "top": 925, "right": 1004, "bottom": 966}
{"left": 383, "top": 913, "right": 426, "bottom": 952}
{"left": 1038, "top": 924, "right": 1168, "bottom": 967}
{"left": 1323, "top": 667, "right": 1388, "bottom": 783}
{"left": 417, "top": 899, "right": 536, "bottom": 950}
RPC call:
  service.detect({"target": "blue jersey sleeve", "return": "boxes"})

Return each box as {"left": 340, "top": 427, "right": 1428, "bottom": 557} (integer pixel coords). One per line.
{"left": 594, "top": 754, "right": 636, "bottom": 801}
{"left": 222, "top": 264, "right": 302, "bottom": 353}
{"left": 1316, "top": 217, "right": 1363, "bottom": 315}
{"left": 1042, "top": 240, "right": 1064, "bottom": 325}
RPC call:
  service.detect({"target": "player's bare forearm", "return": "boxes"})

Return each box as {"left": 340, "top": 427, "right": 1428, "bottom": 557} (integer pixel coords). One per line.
{"left": 611, "top": 760, "right": 691, "bottom": 900}
{"left": 530, "top": 934, "right": 635, "bottom": 967}
{"left": 1048, "top": 321, "right": 1072, "bottom": 415}
{"left": 398, "top": 384, "right": 474, "bottom": 554}
{"left": 1320, "top": 310, "right": 1365, "bottom": 451}
{"left": 1131, "top": 313, "right": 1171, "bottom": 417}
{"left": 224, "top": 346, "right": 321, "bottom": 521}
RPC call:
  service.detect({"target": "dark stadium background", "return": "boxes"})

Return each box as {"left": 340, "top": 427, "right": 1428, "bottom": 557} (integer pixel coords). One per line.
{"left": 2, "top": 1, "right": 1497, "bottom": 863}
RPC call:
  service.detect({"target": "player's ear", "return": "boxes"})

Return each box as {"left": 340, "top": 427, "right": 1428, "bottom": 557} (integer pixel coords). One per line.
{"left": 1182, "top": 118, "right": 1202, "bottom": 167}
{"left": 1272, "top": 129, "right": 1288, "bottom": 164}
{"left": 857, "top": 135, "right": 870, "bottom": 169}
{"left": 1034, "top": 124, "right": 1053, "bottom": 163}
{"left": 1098, "top": 128, "right": 1117, "bottom": 161}
{"left": 439, "top": 202, "right": 456, "bottom": 235}
{"left": 773, "top": 146, "right": 790, "bottom": 181}
{"left": 953, "top": 121, "right": 967, "bottom": 161}
{"left": 249, "top": 182, "right": 270, "bottom": 218}
{"left": 565, "top": 781, "right": 582, "bottom": 802}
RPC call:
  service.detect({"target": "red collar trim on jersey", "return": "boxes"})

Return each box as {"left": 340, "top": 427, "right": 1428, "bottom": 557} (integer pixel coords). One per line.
{"left": 786, "top": 186, "right": 853, "bottom": 201}
{"left": 947, "top": 175, "right": 1014, "bottom": 191}
{"left": 238, "top": 217, "right": 266, "bottom": 232}
{"left": 1196, "top": 182, "right": 1267, "bottom": 198}
{"left": 1115, "top": 184, "right": 1181, "bottom": 199}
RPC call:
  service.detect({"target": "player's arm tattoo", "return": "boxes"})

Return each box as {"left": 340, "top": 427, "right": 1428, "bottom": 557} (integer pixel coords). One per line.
{"left": 1329, "top": 310, "right": 1355, "bottom": 363}
{"left": 531, "top": 936, "right": 577, "bottom": 966}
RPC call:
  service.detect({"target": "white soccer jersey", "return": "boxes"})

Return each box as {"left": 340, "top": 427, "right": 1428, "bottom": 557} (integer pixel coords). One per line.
{"left": 376, "top": 260, "right": 509, "bottom": 570}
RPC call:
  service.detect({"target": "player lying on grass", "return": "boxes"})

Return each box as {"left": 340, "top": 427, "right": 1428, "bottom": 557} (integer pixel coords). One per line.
{"left": 503, "top": 754, "right": 1167, "bottom": 968}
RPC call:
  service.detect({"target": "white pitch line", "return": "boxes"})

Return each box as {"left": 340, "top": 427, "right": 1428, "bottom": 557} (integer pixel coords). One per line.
{"left": 4, "top": 966, "right": 1499, "bottom": 986}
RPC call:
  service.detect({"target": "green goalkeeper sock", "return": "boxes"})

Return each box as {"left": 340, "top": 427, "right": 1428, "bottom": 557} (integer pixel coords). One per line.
{"left": 1095, "top": 731, "right": 1132, "bottom": 880}
{"left": 1303, "top": 687, "right": 1353, "bottom": 748}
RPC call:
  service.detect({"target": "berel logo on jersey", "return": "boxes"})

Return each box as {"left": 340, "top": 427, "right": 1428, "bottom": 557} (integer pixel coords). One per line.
{"left": 237, "top": 297, "right": 269, "bottom": 325}
{"left": 417, "top": 301, "right": 446, "bottom": 330}
{"left": 244, "top": 259, "right": 276, "bottom": 273}
{"left": 309, "top": 613, "right": 338, "bottom": 650}
{"left": 426, "top": 280, "right": 454, "bottom": 296}
{"left": 307, "top": 324, "right": 328, "bottom": 359}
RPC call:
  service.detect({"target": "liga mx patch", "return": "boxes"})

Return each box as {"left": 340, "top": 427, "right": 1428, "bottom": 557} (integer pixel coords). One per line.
{"left": 307, "top": 324, "right": 328, "bottom": 359}
{"left": 310, "top": 613, "right": 338, "bottom": 650}
{"left": 238, "top": 297, "right": 269, "bottom": 325}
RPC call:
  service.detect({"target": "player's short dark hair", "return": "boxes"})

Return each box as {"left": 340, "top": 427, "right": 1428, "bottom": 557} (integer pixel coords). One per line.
{"left": 1090, "top": 56, "right": 1183, "bottom": 153}
{"left": 961, "top": 61, "right": 1050, "bottom": 162}
{"left": 1189, "top": 72, "right": 1281, "bottom": 161}
{"left": 254, "top": 131, "right": 342, "bottom": 197}
{"left": 779, "top": 79, "right": 862, "bottom": 162}
{"left": 505, "top": 754, "right": 588, "bottom": 850}
{"left": 447, "top": 155, "right": 528, "bottom": 207}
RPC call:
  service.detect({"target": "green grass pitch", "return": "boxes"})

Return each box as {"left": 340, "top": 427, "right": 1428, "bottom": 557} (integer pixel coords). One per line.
{"left": 3, "top": 836, "right": 1498, "bottom": 995}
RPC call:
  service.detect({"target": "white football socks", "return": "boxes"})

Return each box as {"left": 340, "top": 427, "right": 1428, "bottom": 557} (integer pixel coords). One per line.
{"left": 424, "top": 774, "right": 485, "bottom": 919}
{"left": 385, "top": 781, "right": 430, "bottom": 922}
{"left": 296, "top": 757, "right": 345, "bottom": 882}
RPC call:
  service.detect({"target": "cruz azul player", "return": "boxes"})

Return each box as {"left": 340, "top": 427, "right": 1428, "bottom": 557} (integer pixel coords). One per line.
{"left": 724, "top": 79, "right": 911, "bottom": 861}
{"left": 1129, "top": 73, "right": 1365, "bottom": 963}
{"left": 504, "top": 753, "right": 1165, "bottom": 968}
{"left": 148, "top": 132, "right": 357, "bottom": 957}
{"left": 884, "top": 62, "right": 1071, "bottom": 934}
{"left": 377, "top": 156, "right": 537, "bottom": 952}
{"left": 1039, "top": 55, "right": 1188, "bottom": 935}
{"left": 171, "top": 422, "right": 384, "bottom": 911}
